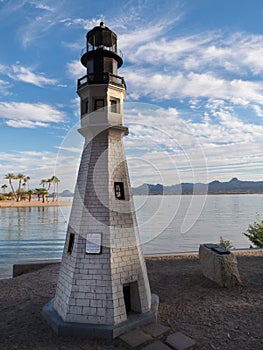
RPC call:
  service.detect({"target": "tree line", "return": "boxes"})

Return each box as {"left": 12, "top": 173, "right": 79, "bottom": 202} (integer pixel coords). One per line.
{"left": 1, "top": 173, "right": 60, "bottom": 203}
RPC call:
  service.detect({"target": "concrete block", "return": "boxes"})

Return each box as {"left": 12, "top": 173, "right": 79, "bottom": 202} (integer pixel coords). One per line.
{"left": 143, "top": 323, "right": 170, "bottom": 338}
{"left": 166, "top": 332, "right": 196, "bottom": 350}
{"left": 141, "top": 340, "right": 172, "bottom": 350}
{"left": 120, "top": 329, "right": 152, "bottom": 348}
{"left": 199, "top": 244, "right": 241, "bottom": 287}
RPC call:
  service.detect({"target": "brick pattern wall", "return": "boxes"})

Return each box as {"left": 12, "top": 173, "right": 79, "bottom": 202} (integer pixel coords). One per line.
{"left": 54, "top": 127, "right": 151, "bottom": 325}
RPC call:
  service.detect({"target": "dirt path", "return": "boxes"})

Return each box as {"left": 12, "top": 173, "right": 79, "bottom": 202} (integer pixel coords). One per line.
{"left": 0, "top": 251, "right": 262, "bottom": 350}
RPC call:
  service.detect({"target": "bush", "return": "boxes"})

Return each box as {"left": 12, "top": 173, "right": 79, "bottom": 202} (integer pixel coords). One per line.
{"left": 219, "top": 236, "right": 233, "bottom": 250}
{"left": 243, "top": 214, "right": 263, "bottom": 248}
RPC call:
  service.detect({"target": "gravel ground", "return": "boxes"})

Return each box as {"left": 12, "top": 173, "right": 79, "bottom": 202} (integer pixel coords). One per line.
{"left": 0, "top": 251, "right": 262, "bottom": 350}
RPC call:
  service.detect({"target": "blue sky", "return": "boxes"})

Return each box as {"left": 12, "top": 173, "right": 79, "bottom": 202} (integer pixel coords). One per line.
{"left": 1, "top": 0, "right": 263, "bottom": 191}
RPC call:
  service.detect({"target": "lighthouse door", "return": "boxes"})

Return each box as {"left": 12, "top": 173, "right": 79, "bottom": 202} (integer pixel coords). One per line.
{"left": 123, "top": 281, "right": 142, "bottom": 315}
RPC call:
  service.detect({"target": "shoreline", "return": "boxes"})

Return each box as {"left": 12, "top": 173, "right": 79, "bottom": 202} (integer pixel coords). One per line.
{"left": 8, "top": 248, "right": 263, "bottom": 279}
{"left": 0, "top": 199, "right": 72, "bottom": 208}
{"left": 1, "top": 249, "right": 261, "bottom": 281}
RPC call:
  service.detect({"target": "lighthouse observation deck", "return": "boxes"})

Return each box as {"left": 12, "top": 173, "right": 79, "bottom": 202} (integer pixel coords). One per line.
{"left": 77, "top": 72, "right": 125, "bottom": 89}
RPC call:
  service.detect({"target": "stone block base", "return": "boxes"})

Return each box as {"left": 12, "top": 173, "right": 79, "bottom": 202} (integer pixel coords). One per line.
{"left": 199, "top": 244, "right": 241, "bottom": 288}
{"left": 42, "top": 294, "right": 159, "bottom": 339}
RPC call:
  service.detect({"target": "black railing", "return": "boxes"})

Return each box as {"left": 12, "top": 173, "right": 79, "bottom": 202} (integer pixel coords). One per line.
{"left": 78, "top": 73, "right": 126, "bottom": 89}
{"left": 81, "top": 46, "right": 123, "bottom": 59}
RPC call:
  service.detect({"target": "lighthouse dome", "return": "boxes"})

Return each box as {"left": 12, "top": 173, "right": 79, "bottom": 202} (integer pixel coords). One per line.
{"left": 87, "top": 22, "right": 117, "bottom": 49}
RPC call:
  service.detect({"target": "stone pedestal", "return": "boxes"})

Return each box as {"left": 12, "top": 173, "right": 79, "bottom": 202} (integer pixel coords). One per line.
{"left": 43, "top": 294, "right": 159, "bottom": 339}
{"left": 199, "top": 244, "right": 241, "bottom": 288}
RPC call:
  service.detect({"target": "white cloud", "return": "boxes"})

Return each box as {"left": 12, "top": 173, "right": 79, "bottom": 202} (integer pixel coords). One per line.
{"left": 10, "top": 65, "right": 58, "bottom": 87}
{"left": 5, "top": 119, "right": 50, "bottom": 128}
{"left": 59, "top": 16, "right": 103, "bottom": 30}
{"left": 1, "top": 1, "right": 64, "bottom": 47}
{"left": 123, "top": 32, "right": 214, "bottom": 65}
{"left": 66, "top": 60, "right": 86, "bottom": 80}
{"left": 34, "top": 2, "right": 54, "bottom": 12}
{"left": 0, "top": 101, "right": 65, "bottom": 127}
{"left": 114, "top": 0, "right": 182, "bottom": 33}
{"left": 119, "top": 22, "right": 173, "bottom": 54}
{"left": 1, "top": 102, "right": 262, "bottom": 189}
{"left": 61, "top": 41, "right": 83, "bottom": 51}
{"left": 124, "top": 69, "right": 263, "bottom": 106}
{"left": 0, "top": 78, "right": 11, "bottom": 95}
{"left": 0, "top": 150, "right": 64, "bottom": 189}
{"left": 0, "top": 2, "right": 262, "bottom": 186}
{"left": 121, "top": 28, "right": 263, "bottom": 76}
{"left": 0, "top": 63, "right": 58, "bottom": 87}
{"left": 117, "top": 22, "right": 263, "bottom": 111}
{"left": 83, "top": 17, "right": 104, "bottom": 30}
{"left": 205, "top": 33, "right": 263, "bottom": 76}
{"left": 123, "top": 103, "right": 263, "bottom": 184}
{"left": 20, "top": 21, "right": 56, "bottom": 48}
{"left": 58, "top": 146, "right": 81, "bottom": 153}
{"left": 252, "top": 105, "right": 263, "bottom": 117}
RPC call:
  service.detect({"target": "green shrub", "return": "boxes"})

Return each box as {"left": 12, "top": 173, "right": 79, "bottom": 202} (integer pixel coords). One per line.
{"left": 219, "top": 236, "right": 233, "bottom": 250}
{"left": 243, "top": 214, "right": 263, "bottom": 248}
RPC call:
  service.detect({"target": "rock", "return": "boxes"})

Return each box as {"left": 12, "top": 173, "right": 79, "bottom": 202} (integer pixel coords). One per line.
{"left": 199, "top": 244, "right": 241, "bottom": 288}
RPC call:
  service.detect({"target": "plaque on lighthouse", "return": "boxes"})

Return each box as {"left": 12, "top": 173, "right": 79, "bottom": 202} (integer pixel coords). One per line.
{"left": 86, "top": 233, "right": 102, "bottom": 254}
{"left": 43, "top": 22, "right": 159, "bottom": 339}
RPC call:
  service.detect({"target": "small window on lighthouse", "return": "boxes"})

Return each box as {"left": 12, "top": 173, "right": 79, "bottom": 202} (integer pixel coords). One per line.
{"left": 67, "top": 233, "right": 75, "bottom": 254}
{"left": 85, "top": 99, "right": 89, "bottom": 113}
{"left": 110, "top": 99, "right": 120, "bottom": 113}
{"left": 81, "top": 98, "right": 89, "bottom": 115}
{"left": 114, "top": 182, "right": 125, "bottom": 200}
{"left": 94, "top": 99, "right": 104, "bottom": 111}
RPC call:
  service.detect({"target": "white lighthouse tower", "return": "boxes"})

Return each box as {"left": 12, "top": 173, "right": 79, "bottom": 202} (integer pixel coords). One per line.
{"left": 43, "top": 22, "right": 158, "bottom": 339}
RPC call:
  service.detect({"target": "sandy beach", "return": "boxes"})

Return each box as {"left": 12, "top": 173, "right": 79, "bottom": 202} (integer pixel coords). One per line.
{"left": 0, "top": 200, "right": 72, "bottom": 208}
{"left": 0, "top": 250, "right": 262, "bottom": 350}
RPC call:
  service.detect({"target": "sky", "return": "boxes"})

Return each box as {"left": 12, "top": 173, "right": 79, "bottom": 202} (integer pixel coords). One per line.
{"left": 1, "top": 0, "right": 263, "bottom": 191}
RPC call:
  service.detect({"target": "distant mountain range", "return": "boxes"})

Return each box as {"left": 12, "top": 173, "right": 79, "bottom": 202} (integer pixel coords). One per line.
{"left": 132, "top": 178, "right": 263, "bottom": 195}
{"left": 59, "top": 190, "right": 74, "bottom": 197}
{"left": 48, "top": 189, "right": 74, "bottom": 197}
{"left": 58, "top": 178, "right": 263, "bottom": 197}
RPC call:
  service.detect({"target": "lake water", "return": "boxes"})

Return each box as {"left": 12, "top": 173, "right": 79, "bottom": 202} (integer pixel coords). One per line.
{"left": 0, "top": 194, "right": 262, "bottom": 278}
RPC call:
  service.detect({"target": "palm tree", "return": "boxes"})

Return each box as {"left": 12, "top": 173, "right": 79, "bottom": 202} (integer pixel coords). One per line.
{"left": 35, "top": 188, "right": 42, "bottom": 201}
{"left": 47, "top": 178, "right": 53, "bottom": 191}
{"left": 4, "top": 173, "right": 17, "bottom": 201}
{"left": 27, "top": 189, "right": 34, "bottom": 202}
{"left": 40, "top": 179, "right": 47, "bottom": 188}
{"left": 24, "top": 176, "right": 30, "bottom": 191}
{"left": 22, "top": 182, "right": 27, "bottom": 192}
{"left": 1, "top": 184, "right": 7, "bottom": 194}
{"left": 7, "top": 191, "right": 14, "bottom": 200}
{"left": 40, "top": 188, "right": 49, "bottom": 203}
{"left": 42, "top": 188, "right": 49, "bottom": 203}
{"left": 16, "top": 173, "right": 26, "bottom": 201}
{"left": 51, "top": 176, "right": 60, "bottom": 201}
{"left": 35, "top": 188, "right": 49, "bottom": 203}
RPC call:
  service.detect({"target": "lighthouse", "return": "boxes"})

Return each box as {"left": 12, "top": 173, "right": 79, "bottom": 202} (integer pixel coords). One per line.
{"left": 43, "top": 22, "right": 158, "bottom": 339}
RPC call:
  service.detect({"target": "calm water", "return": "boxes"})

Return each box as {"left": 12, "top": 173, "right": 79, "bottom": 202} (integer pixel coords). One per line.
{"left": 0, "top": 194, "right": 262, "bottom": 278}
